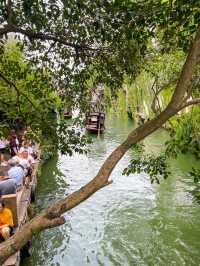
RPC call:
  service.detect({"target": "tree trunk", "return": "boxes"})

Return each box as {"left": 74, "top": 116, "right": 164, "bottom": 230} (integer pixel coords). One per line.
{"left": 0, "top": 27, "right": 200, "bottom": 265}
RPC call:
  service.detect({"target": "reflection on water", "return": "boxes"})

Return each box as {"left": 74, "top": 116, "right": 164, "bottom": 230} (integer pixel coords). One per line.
{"left": 23, "top": 115, "right": 200, "bottom": 266}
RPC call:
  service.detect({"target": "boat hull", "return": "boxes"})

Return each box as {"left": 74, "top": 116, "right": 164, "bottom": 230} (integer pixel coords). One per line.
{"left": 86, "top": 125, "right": 105, "bottom": 134}
{"left": 86, "top": 112, "right": 105, "bottom": 134}
{"left": 64, "top": 112, "right": 72, "bottom": 118}
{"left": 2, "top": 148, "right": 40, "bottom": 266}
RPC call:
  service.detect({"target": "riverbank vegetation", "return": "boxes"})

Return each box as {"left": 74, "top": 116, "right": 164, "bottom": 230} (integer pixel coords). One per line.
{"left": 0, "top": 41, "right": 91, "bottom": 159}
{"left": 1, "top": 0, "right": 200, "bottom": 263}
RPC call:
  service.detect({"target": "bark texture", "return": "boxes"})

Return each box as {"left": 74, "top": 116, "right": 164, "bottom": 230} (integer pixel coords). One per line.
{"left": 0, "top": 27, "right": 200, "bottom": 265}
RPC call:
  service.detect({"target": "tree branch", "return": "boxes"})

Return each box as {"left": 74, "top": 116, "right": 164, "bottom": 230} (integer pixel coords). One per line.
{"left": 0, "top": 24, "right": 100, "bottom": 51}
{"left": 7, "top": 0, "right": 13, "bottom": 25}
{"left": 151, "top": 77, "right": 178, "bottom": 114}
{"left": 151, "top": 79, "right": 161, "bottom": 114}
{"left": 179, "top": 98, "right": 200, "bottom": 110}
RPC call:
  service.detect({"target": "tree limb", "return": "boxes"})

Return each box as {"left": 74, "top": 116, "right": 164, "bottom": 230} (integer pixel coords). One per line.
{"left": 151, "top": 78, "right": 178, "bottom": 115}
{"left": 7, "top": 0, "right": 13, "bottom": 25}
{"left": 0, "top": 24, "right": 100, "bottom": 51}
{"left": 151, "top": 79, "right": 160, "bottom": 114}
{"left": 179, "top": 98, "right": 200, "bottom": 110}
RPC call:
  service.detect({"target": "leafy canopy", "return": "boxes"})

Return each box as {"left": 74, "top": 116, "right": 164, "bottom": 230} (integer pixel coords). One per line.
{"left": 0, "top": 0, "right": 200, "bottom": 158}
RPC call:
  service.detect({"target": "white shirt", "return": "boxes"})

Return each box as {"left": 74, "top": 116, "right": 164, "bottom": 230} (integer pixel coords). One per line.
{"left": 0, "top": 140, "right": 8, "bottom": 149}
{"left": 19, "top": 158, "right": 30, "bottom": 169}
{"left": 19, "top": 146, "right": 33, "bottom": 155}
{"left": 16, "top": 138, "right": 19, "bottom": 146}
{"left": 12, "top": 156, "right": 30, "bottom": 169}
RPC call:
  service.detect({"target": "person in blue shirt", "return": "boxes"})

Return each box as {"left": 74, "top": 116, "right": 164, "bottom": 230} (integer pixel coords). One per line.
{"left": 8, "top": 160, "right": 24, "bottom": 187}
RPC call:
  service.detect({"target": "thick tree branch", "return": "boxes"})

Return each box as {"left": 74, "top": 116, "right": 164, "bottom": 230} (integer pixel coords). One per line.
{"left": 1, "top": 25, "right": 200, "bottom": 266}
{"left": 179, "top": 98, "right": 200, "bottom": 110}
{"left": 151, "top": 79, "right": 161, "bottom": 114}
{"left": 170, "top": 28, "right": 200, "bottom": 109}
{"left": 7, "top": 0, "right": 13, "bottom": 25}
{"left": 151, "top": 78, "right": 178, "bottom": 114}
{"left": 0, "top": 24, "right": 99, "bottom": 51}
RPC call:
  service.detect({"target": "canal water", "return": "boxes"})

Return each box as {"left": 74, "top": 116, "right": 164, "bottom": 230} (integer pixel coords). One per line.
{"left": 23, "top": 114, "right": 200, "bottom": 266}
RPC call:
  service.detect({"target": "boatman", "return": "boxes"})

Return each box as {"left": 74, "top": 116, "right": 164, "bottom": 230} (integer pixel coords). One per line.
{"left": 0, "top": 199, "right": 14, "bottom": 240}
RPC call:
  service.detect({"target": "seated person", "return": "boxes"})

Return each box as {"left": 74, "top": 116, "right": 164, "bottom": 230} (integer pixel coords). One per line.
{"left": 29, "top": 140, "right": 36, "bottom": 154}
{"left": 12, "top": 151, "right": 31, "bottom": 169}
{"left": 0, "top": 199, "right": 14, "bottom": 240}
{"left": 21, "top": 150, "right": 35, "bottom": 170}
{"left": 0, "top": 168, "right": 16, "bottom": 195}
{"left": 0, "top": 163, "right": 10, "bottom": 176}
{"left": 0, "top": 178, "right": 16, "bottom": 196}
{"left": 0, "top": 139, "right": 9, "bottom": 164}
{"left": 8, "top": 159, "right": 24, "bottom": 187}
{"left": 19, "top": 141, "right": 33, "bottom": 155}
{"left": 11, "top": 152, "right": 33, "bottom": 186}
{"left": 21, "top": 151, "right": 34, "bottom": 183}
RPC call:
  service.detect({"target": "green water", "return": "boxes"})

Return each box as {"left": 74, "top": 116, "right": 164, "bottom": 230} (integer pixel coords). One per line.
{"left": 23, "top": 115, "right": 200, "bottom": 266}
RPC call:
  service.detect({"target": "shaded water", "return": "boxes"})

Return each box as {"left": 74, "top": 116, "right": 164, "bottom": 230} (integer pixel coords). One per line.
{"left": 23, "top": 115, "right": 200, "bottom": 266}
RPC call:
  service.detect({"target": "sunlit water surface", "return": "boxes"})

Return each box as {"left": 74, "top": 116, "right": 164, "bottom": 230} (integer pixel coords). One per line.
{"left": 23, "top": 115, "right": 200, "bottom": 266}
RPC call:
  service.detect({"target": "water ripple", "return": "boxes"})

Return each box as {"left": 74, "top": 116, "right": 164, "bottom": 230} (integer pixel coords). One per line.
{"left": 23, "top": 116, "right": 200, "bottom": 266}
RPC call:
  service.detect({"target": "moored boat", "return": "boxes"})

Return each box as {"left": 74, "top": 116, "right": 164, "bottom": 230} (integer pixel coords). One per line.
{"left": 86, "top": 112, "right": 105, "bottom": 134}
{"left": 64, "top": 110, "right": 72, "bottom": 119}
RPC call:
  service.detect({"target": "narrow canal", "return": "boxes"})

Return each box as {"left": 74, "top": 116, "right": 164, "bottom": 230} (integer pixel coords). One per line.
{"left": 23, "top": 114, "right": 200, "bottom": 266}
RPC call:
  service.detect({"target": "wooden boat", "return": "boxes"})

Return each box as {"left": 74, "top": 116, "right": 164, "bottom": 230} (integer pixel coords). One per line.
{"left": 86, "top": 112, "right": 105, "bottom": 134}
{"left": 1, "top": 151, "right": 40, "bottom": 266}
{"left": 64, "top": 110, "right": 72, "bottom": 119}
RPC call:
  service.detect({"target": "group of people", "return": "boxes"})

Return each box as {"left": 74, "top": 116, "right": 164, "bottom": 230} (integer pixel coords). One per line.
{"left": 0, "top": 129, "right": 38, "bottom": 241}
